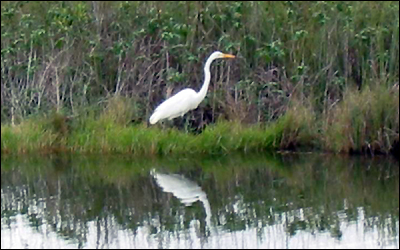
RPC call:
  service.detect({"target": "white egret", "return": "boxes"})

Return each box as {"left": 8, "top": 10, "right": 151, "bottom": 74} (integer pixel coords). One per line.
{"left": 149, "top": 51, "right": 235, "bottom": 125}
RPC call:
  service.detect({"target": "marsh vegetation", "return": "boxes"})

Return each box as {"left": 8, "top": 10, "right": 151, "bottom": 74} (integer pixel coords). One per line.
{"left": 1, "top": 1, "right": 399, "bottom": 155}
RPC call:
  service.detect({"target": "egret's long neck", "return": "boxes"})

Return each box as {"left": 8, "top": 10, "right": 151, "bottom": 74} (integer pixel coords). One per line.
{"left": 197, "top": 57, "right": 214, "bottom": 102}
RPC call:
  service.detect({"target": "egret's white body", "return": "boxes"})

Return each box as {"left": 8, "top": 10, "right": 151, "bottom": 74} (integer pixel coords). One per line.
{"left": 149, "top": 51, "right": 235, "bottom": 125}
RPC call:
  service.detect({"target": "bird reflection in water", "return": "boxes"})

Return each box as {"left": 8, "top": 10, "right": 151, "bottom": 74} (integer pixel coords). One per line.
{"left": 150, "top": 169, "right": 212, "bottom": 232}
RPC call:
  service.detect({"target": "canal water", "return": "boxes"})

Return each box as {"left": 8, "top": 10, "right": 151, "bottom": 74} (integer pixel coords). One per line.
{"left": 1, "top": 153, "right": 399, "bottom": 249}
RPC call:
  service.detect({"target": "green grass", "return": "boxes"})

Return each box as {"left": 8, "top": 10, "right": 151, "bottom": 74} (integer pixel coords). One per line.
{"left": 1, "top": 116, "right": 278, "bottom": 156}
{"left": 1, "top": 118, "right": 57, "bottom": 154}
{"left": 2, "top": 84, "right": 398, "bottom": 157}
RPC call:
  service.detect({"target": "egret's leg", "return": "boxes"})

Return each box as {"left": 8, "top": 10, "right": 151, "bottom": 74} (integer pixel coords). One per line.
{"left": 183, "top": 114, "right": 194, "bottom": 133}
{"left": 161, "top": 120, "right": 167, "bottom": 130}
{"left": 183, "top": 115, "right": 189, "bottom": 133}
{"left": 165, "top": 119, "right": 175, "bottom": 130}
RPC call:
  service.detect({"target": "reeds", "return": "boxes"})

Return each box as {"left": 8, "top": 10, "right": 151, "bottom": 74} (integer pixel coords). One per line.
{"left": 1, "top": 1, "right": 398, "bottom": 125}
{"left": 323, "top": 84, "right": 399, "bottom": 155}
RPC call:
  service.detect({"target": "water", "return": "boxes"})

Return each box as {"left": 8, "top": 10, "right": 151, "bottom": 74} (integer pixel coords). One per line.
{"left": 1, "top": 153, "right": 399, "bottom": 249}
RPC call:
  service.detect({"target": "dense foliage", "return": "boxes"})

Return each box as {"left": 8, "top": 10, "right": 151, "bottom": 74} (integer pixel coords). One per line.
{"left": 1, "top": 1, "right": 399, "bottom": 155}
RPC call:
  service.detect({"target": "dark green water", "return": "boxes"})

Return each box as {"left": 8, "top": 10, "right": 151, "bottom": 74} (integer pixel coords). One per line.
{"left": 1, "top": 153, "right": 399, "bottom": 249}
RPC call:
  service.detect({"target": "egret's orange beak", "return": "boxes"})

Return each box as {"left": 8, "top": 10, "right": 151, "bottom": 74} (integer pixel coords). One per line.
{"left": 223, "top": 53, "right": 236, "bottom": 59}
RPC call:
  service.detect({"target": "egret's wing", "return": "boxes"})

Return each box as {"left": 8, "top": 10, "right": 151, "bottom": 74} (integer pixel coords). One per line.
{"left": 154, "top": 88, "right": 196, "bottom": 113}
{"left": 151, "top": 88, "right": 197, "bottom": 122}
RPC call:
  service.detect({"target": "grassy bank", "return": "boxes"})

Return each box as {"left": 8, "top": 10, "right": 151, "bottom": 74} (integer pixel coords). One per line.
{"left": 1, "top": 84, "right": 398, "bottom": 156}
{"left": 1, "top": 115, "right": 279, "bottom": 156}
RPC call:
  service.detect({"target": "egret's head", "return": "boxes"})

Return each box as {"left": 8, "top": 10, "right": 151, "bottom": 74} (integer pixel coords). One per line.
{"left": 210, "top": 51, "right": 236, "bottom": 60}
